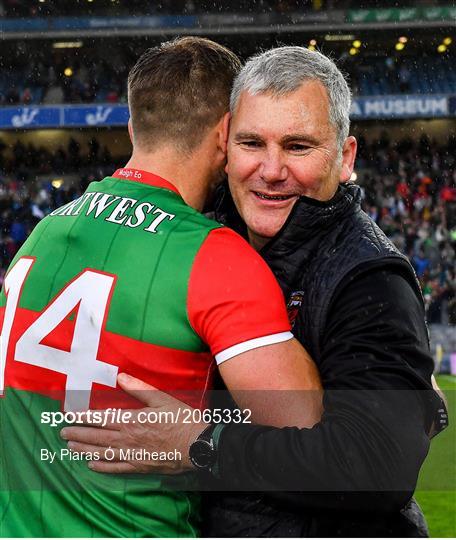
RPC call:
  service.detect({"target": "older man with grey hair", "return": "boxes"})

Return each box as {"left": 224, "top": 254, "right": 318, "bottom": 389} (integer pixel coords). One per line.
{"left": 197, "top": 45, "right": 445, "bottom": 538}
{"left": 64, "top": 45, "right": 446, "bottom": 538}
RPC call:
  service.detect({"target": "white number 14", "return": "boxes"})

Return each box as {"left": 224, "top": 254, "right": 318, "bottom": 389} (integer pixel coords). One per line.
{"left": 0, "top": 257, "right": 118, "bottom": 411}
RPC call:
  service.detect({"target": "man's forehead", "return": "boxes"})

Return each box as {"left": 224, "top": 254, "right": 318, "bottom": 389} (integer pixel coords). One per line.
{"left": 231, "top": 81, "right": 331, "bottom": 136}
{"left": 233, "top": 81, "right": 329, "bottom": 115}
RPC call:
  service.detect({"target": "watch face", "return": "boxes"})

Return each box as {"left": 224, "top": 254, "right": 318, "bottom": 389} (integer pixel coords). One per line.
{"left": 189, "top": 439, "right": 216, "bottom": 469}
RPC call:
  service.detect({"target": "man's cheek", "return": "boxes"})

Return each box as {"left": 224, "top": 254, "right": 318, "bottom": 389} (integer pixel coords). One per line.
{"left": 231, "top": 154, "right": 258, "bottom": 181}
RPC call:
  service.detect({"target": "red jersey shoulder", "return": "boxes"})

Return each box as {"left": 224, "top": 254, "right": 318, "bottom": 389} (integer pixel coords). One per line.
{"left": 187, "top": 227, "right": 291, "bottom": 359}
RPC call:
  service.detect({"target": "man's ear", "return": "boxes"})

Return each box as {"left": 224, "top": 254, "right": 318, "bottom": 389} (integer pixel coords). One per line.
{"left": 339, "top": 136, "right": 357, "bottom": 183}
{"left": 220, "top": 112, "right": 231, "bottom": 155}
{"left": 219, "top": 112, "right": 231, "bottom": 174}
{"left": 127, "top": 119, "right": 134, "bottom": 146}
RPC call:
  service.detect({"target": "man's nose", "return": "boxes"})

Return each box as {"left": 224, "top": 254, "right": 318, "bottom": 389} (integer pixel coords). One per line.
{"left": 259, "top": 150, "right": 287, "bottom": 182}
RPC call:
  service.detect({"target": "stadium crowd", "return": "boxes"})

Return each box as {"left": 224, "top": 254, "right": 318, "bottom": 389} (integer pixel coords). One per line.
{"left": 0, "top": 48, "right": 128, "bottom": 107}
{"left": 0, "top": 137, "right": 125, "bottom": 274}
{"left": 0, "top": 133, "right": 455, "bottom": 323}
{"left": 1, "top": 47, "right": 454, "bottom": 107}
{"left": 358, "top": 133, "right": 456, "bottom": 324}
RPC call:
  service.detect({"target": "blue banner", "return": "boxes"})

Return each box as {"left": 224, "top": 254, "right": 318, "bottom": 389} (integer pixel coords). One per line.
{"left": 351, "top": 95, "right": 450, "bottom": 119}
{"left": 64, "top": 105, "right": 130, "bottom": 127}
{"left": 0, "top": 107, "right": 62, "bottom": 129}
{"left": 0, "top": 105, "right": 129, "bottom": 129}
{"left": 1, "top": 15, "right": 198, "bottom": 33}
{"left": 0, "top": 18, "right": 48, "bottom": 31}
{"left": 0, "top": 97, "right": 454, "bottom": 130}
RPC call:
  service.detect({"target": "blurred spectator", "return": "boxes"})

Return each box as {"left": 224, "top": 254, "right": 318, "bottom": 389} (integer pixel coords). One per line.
{"left": 5, "top": 86, "right": 20, "bottom": 105}
{"left": 358, "top": 134, "right": 456, "bottom": 325}
{"left": 412, "top": 249, "right": 431, "bottom": 278}
{"left": 43, "top": 84, "right": 64, "bottom": 104}
{"left": 398, "top": 63, "right": 411, "bottom": 93}
{"left": 20, "top": 87, "right": 33, "bottom": 105}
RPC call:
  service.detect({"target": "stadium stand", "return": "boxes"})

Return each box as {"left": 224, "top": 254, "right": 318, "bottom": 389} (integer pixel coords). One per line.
{"left": 0, "top": 138, "right": 123, "bottom": 280}
{"left": 0, "top": 134, "right": 454, "bottom": 325}
{"left": 346, "top": 55, "right": 456, "bottom": 96}
{"left": 1, "top": 47, "right": 454, "bottom": 105}
{"left": 357, "top": 134, "right": 456, "bottom": 325}
{"left": 0, "top": 2, "right": 454, "bottom": 324}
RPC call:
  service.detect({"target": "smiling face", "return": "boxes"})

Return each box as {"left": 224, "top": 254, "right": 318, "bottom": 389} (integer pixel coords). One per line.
{"left": 226, "top": 80, "right": 356, "bottom": 250}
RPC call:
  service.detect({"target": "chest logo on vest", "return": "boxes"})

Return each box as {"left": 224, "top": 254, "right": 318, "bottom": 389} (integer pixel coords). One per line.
{"left": 286, "top": 290, "right": 304, "bottom": 328}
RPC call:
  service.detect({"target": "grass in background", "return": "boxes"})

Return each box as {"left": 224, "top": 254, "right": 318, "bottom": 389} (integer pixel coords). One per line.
{"left": 416, "top": 375, "right": 456, "bottom": 537}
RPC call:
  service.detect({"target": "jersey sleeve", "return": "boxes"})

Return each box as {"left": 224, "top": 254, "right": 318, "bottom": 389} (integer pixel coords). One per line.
{"left": 187, "top": 227, "right": 292, "bottom": 364}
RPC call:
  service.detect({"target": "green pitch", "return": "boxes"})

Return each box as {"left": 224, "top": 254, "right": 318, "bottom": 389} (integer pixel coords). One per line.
{"left": 416, "top": 375, "right": 456, "bottom": 537}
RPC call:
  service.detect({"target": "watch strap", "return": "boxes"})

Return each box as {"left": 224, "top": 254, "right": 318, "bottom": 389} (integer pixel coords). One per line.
{"left": 197, "top": 423, "right": 217, "bottom": 445}
{"left": 209, "top": 424, "right": 225, "bottom": 477}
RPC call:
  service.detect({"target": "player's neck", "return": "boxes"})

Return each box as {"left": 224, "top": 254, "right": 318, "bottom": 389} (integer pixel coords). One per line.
{"left": 125, "top": 147, "right": 211, "bottom": 212}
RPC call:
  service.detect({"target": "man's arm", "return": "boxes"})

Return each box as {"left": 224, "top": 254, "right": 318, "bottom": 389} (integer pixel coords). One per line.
{"left": 218, "top": 338, "right": 322, "bottom": 428}
{"left": 61, "top": 227, "right": 323, "bottom": 469}
{"left": 61, "top": 338, "right": 322, "bottom": 474}
{"left": 211, "top": 269, "right": 436, "bottom": 512}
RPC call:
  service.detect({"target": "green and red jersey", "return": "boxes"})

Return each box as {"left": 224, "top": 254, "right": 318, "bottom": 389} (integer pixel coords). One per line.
{"left": 0, "top": 169, "right": 291, "bottom": 537}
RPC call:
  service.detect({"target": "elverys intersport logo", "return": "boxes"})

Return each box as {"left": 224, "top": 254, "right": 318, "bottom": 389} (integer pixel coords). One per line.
{"left": 286, "top": 290, "right": 304, "bottom": 328}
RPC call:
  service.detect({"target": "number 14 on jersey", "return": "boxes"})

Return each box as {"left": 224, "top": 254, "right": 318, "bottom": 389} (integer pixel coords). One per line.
{"left": 0, "top": 257, "right": 119, "bottom": 411}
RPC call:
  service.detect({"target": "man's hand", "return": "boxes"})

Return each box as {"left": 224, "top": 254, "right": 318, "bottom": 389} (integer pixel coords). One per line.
{"left": 60, "top": 373, "right": 208, "bottom": 474}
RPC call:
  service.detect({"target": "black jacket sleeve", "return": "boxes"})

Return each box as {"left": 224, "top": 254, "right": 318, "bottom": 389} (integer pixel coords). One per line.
{"left": 214, "top": 268, "right": 435, "bottom": 512}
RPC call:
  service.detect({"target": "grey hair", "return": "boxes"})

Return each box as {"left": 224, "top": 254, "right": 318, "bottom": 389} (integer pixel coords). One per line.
{"left": 230, "top": 46, "right": 351, "bottom": 149}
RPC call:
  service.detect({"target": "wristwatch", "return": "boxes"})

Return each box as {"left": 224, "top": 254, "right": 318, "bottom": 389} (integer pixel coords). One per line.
{"left": 188, "top": 424, "right": 218, "bottom": 471}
